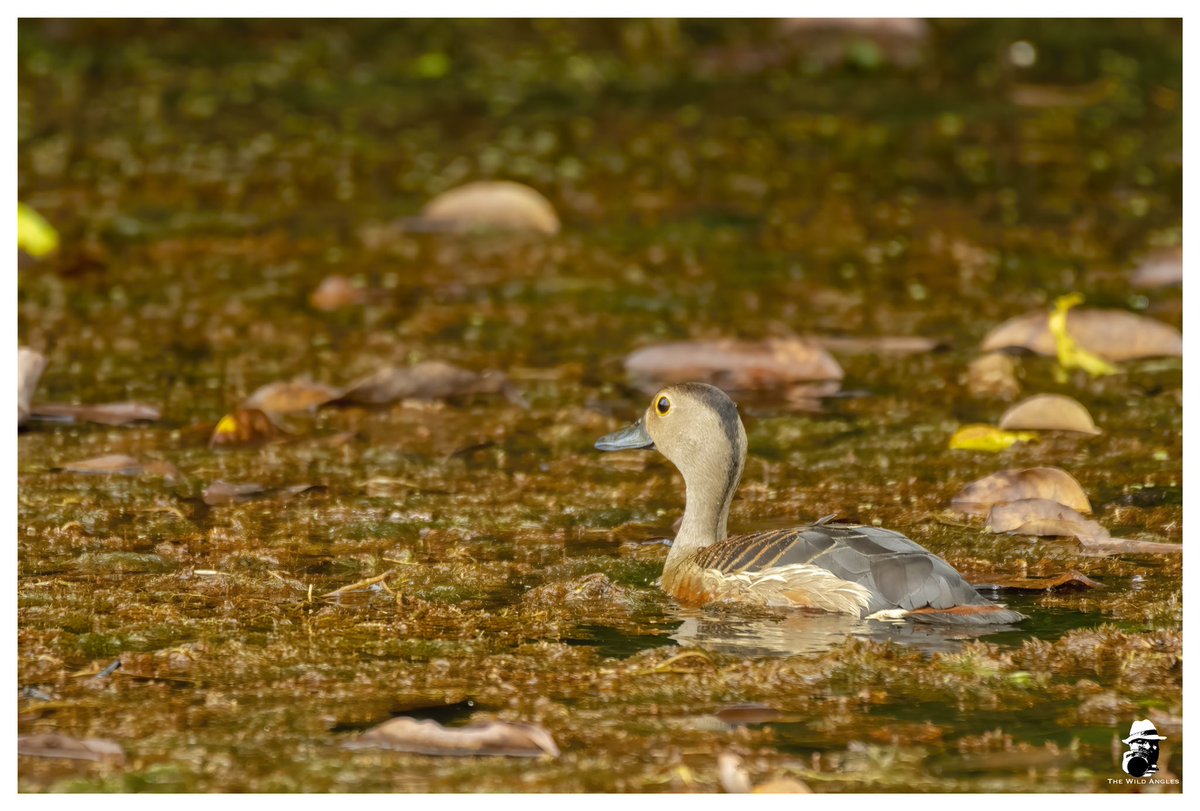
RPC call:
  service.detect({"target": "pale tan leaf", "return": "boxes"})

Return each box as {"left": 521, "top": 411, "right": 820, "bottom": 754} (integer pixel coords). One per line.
{"left": 345, "top": 716, "right": 560, "bottom": 758}
{"left": 753, "top": 777, "right": 813, "bottom": 794}
{"left": 987, "top": 498, "right": 1107, "bottom": 537}
{"left": 242, "top": 379, "right": 341, "bottom": 414}
{"left": 18, "top": 733, "right": 126, "bottom": 764}
{"left": 809, "top": 335, "right": 944, "bottom": 355}
{"left": 951, "top": 467, "right": 1091, "bottom": 515}
{"left": 309, "top": 274, "right": 367, "bottom": 311}
{"left": 31, "top": 401, "right": 161, "bottom": 426}
{"left": 421, "top": 181, "right": 560, "bottom": 236}
{"left": 999, "top": 394, "right": 1100, "bottom": 435}
{"left": 625, "top": 338, "right": 843, "bottom": 391}
{"left": 59, "top": 454, "right": 145, "bottom": 475}
{"left": 336, "top": 361, "right": 510, "bottom": 405}
{"left": 981, "top": 308, "right": 1181, "bottom": 361}
{"left": 1130, "top": 246, "right": 1182, "bottom": 289}
{"left": 718, "top": 752, "right": 752, "bottom": 793}
{"left": 18, "top": 347, "right": 48, "bottom": 427}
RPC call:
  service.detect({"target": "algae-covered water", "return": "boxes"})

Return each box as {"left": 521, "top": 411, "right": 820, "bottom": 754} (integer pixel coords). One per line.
{"left": 18, "top": 19, "right": 1181, "bottom": 792}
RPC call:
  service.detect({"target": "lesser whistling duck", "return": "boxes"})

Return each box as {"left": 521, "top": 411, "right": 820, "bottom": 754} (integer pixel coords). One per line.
{"left": 596, "top": 382, "right": 1025, "bottom": 625}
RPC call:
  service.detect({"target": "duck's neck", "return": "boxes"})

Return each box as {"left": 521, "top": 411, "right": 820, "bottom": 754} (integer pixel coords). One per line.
{"left": 665, "top": 452, "right": 745, "bottom": 574}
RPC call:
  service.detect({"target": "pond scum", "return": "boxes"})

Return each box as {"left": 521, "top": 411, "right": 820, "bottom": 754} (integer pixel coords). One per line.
{"left": 17, "top": 19, "right": 1181, "bottom": 792}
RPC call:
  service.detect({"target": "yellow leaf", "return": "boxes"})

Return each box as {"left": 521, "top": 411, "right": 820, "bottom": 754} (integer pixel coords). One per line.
{"left": 1048, "top": 294, "right": 1118, "bottom": 376}
{"left": 949, "top": 424, "right": 1038, "bottom": 453}
{"left": 17, "top": 202, "right": 59, "bottom": 258}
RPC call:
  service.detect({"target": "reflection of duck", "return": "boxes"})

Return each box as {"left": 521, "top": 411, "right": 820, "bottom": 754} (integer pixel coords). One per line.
{"left": 596, "top": 383, "right": 1024, "bottom": 625}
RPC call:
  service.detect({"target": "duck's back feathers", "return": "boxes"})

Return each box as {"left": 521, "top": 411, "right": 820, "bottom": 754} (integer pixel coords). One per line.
{"left": 686, "top": 522, "right": 1024, "bottom": 624}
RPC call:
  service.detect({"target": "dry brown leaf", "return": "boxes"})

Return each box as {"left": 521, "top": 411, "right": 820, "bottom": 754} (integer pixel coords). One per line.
{"left": 242, "top": 379, "right": 341, "bottom": 414}
{"left": 18, "top": 733, "right": 126, "bottom": 764}
{"left": 965, "top": 352, "right": 1019, "bottom": 400}
{"left": 18, "top": 347, "right": 48, "bottom": 427}
{"left": 310, "top": 274, "right": 367, "bottom": 311}
{"left": 1131, "top": 246, "right": 1182, "bottom": 289}
{"left": 715, "top": 704, "right": 788, "bottom": 725}
{"left": 998, "top": 394, "right": 1100, "bottom": 435}
{"left": 980, "top": 570, "right": 1104, "bottom": 591}
{"left": 951, "top": 467, "right": 1091, "bottom": 515}
{"left": 625, "top": 338, "right": 844, "bottom": 391}
{"left": 31, "top": 401, "right": 161, "bottom": 426}
{"left": 60, "top": 454, "right": 146, "bottom": 475}
{"left": 209, "top": 408, "right": 286, "bottom": 448}
{"left": 336, "top": 361, "right": 511, "bottom": 406}
{"left": 345, "top": 716, "right": 560, "bottom": 758}
{"left": 981, "top": 308, "right": 1181, "bottom": 361}
{"left": 421, "top": 180, "right": 560, "bottom": 236}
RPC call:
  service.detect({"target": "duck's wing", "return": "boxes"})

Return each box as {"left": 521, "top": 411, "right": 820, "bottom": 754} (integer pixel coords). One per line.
{"left": 692, "top": 523, "right": 1023, "bottom": 623}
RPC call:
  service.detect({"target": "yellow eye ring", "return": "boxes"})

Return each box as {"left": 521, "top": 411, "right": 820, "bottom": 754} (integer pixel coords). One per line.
{"left": 655, "top": 395, "right": 672, "bottom": 416}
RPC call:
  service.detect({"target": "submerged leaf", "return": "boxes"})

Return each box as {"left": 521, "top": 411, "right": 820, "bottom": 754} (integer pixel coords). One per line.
{"left": 18, "top": 733, "right": 125, "bottom": 764}
{"left": 987, "top": 498, "right": 1106, "bottom": 538}
{"left": 242, "top": 379, "right": 341, "bottom": 414}
{"left": 1048, "top": 294, "right": 1117, "bottom": 376}
{"left": 345, "top": 716, "right": 560, "bottom": 758}
{"left": 421, "top": 180, "right": 560, "bottom": 236}
{"left": 30, "top": 401, "right": 161, "bottom": 426}
{"left": 951, "top": 467, "right": 1091, "bottom": 515}
{"left": 949, "top": 424, "right": 1037, "bottom": 452}
{"left": 998, "top": 394, "right": 1100, "bottom": 435}
{"left": 982, "top": 303, "right": 1181, "bottom": 362}
{"left": 625, "top": 338, "right": 843, "bottom": 391}
{"left": 202, "top": 480, "right": 322, "bottom": 506}
{"left": 17, "top": 202, "right": 60, "bottom": 258}
{"left": 810, "top": 335, "right": 944, "bottom": 355}
{"left": 715, "top": 704, "right": 789, "bottom": 725}
{"left": 336, "top": 361, "right": 512, "bottom": 406}
{"left": 209, "top": 409, "right": 286, "bottom": 448}
{"left": 18, "top": 347, "right": 48, "bottom": 427}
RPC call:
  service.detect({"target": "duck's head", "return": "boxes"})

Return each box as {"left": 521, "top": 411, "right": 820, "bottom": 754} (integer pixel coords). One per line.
{"left": 595, "top": 382, "right": 747, "bottom": 488}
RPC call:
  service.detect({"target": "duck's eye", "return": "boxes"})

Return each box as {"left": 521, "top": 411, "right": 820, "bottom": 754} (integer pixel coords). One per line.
{"left": 655, "top": 396, "right": 672, "bottom": 416}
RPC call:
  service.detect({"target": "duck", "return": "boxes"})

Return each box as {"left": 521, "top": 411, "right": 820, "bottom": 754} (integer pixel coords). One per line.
{"left": 595, "top": 382, "right": 1025, "bottom": 625}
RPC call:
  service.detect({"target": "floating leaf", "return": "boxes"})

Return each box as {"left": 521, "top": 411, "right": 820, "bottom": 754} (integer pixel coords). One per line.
{"left": 949, "top": 424, "right": 1037, "bottom": 452}
{"left": 309, "top": 274, "right": 367, "bottom": 311}
{"left": 30, "top": 401, "right": 161, "bottom": 426}
{"left": 421, "top": 180, "right": 560, "bottom": 236}
{"left": 982, "top": 303, "right": 1181, "bottom": 362}
{"left": 17, "top": 202, "right": 60, "bottom": 258}
{"left": 965, "top": 352, "right": 1019, "bottom": 400}
{"left": 336, "top": 361, "right": 513, "bottom": 406}
{"left": 625, "top": 338, "right": 843, "bottom": 392}
{"left": 1048, "top": 294, "right": 1117, "bottom": 376}
{"left": 209, "top": 408, "right": 286, "bottom": 448}
{"left": 810, "top": 335, "right": 944, "bottom": 355}
{"left": 242, "top": 379, "right": 341, "bottom": 414}
{"left": 715, "top": 704, "right": 789, "bottom": 725}
{"left": 718, "top": 752, "right": 752, "bottom": 793}
{"left": 987, "top": 498, "right": 1107, "bottom": 538}
{"left": 978, "top": 570, "right": 1103, "bottom": 592}
{"left": 753, "top": 777, "right": 812, "bottom": 794}
{"left": 18, "top": 347, "right": 47, "bottom": 427}
{"left": 202, "top": 480, "right": 323, "bottom": 506}
{"left": 18, "top": 733, "right": 125, "bottom": 764}
{"left": 345, "top": 716, "right": 560, "bottom": 758}
{"left": 951, "top": 467, "right": 1091, "bottom": 515}
{"left": 998, "top": 394, "right": 1100, "bottom": 435}
{"left": 1130, "top": 246, "right": 1182, "bottom": 289}
{"left": 59, "top": 454, "right": 146, "bottom": 475}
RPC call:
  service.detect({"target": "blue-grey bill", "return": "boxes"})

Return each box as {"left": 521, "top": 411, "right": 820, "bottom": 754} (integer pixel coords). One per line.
{"left": 595, "top": 419, "right": 655, "bottom": 451}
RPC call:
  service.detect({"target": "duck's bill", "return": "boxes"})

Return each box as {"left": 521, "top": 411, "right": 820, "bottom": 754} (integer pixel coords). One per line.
{"left": 595, "top": 419, "right": 655, "bottom": 451}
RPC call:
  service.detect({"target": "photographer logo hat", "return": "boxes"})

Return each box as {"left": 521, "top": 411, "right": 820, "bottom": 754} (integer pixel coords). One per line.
{"left": 1120, "top": 720, "right": 1166, "bottom": 778}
